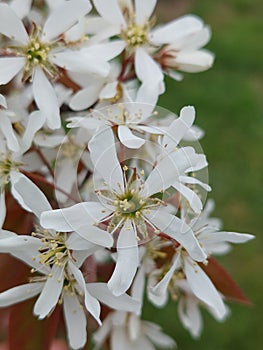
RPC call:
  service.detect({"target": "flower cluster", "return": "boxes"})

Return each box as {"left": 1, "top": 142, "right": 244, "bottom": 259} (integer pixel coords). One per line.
{"left": 0, "top": 1, "right": 254, "bottom": 350}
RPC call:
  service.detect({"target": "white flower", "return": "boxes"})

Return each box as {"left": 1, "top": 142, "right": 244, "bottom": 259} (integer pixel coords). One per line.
{"left": 93, "top": 267, "right": 176, "bottom": 350}
{"left": 93, "top": 0, "right": 214, "bottom": 91}
{"left": 147, "top": 201, "right": 254, "bottom": 318}
{"left": 0, "top": 178, "right": 140, "bottom": 349}
{"left": 0, "top": 1, "right": 122, "bottom": 129}
{"left": 40, "top": 127, "right": 207, "bottom": 296}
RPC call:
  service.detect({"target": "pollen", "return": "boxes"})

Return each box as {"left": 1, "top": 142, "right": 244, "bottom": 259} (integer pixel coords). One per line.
{"left": 122, "top": 22, "right": 149, "bottom": 47}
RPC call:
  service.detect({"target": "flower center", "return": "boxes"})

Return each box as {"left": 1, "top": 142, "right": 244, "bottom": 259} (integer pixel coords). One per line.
{"left": 25, "top": 37, "right": 50, "bottom": 66}
{"left": 117, "top": 192, "right": 145, "bottom": 215}
{"left": 0, "top": 156, "right": 20, "bottom": 186}
{"left": 122, "top": 22, "right": 149, "bottom": 47}
{"left": 32, "top": 230, "right": 69, "bottom": 268}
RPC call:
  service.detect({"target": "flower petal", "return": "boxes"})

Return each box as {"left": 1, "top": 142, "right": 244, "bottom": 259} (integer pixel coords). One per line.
{"left": 151, "top": 15, "right": 204, "bottom": 45}
{"left": 63, "top": 293, "right": 87, "bottom": 350}
{"left": 40, "top": 202, "right": 110, "bottom": 231}
{"left": 118, "top": 125, "right": 145, "bottom": 149}
{"left": 34, "top": 264, "right": 64, "bottom": 319}
{"left": 73, "top": 224, "right": 114, "bottom": 248}
{"left": 0, "top": 3, "right": 29, "bottom": 44}
{"left": 145, "top": 210, "right": 206, "bottom": 262}
{"left": 68, "top": 261, "right": 101, "bottom": 325}
{"left": 33, "top": 67, "right": 61, "bottom": 129}
{"left": 174, "top": 50, "right": 215, "bottom": 73}
{"left": 0, "top": 113, "right": 19, "bottom": 152}
{"left": 135, "top": 48, "right": 163, "bottom": 86}
{"left": 93, "top": 0, "right": 125, "bottom": 27}
{"left": 108, "top": 220, "right": 139, "bottom": 296}
{"left": 0, "top": 283, "right": 44, "bottom": 307}
{"left": 42, "top": 0, "right": 92, "bottom": 41}
{"left": 87, "top": 283, "right": 141, "bottom": 313}
{"left": 162, "top": 106, "right": 195, "bottom": 148}
{"left": 89, "top": 127, "right": 124, "bottom": 192}
{"left": 0, "top": 191, "right": 6, "bottom": 228}
{"left": 135, "top": 0, "right": 157, "bottom": 25}
{"left": 70, "top": 84, "right": 102, "bottom": 111}
{"left": 184, "top": 256, "right": 228, "bottom": 320}
{"left": 142, "top": 147, "right": 197, "bottom": 197}
{"left": 173, "top": 181, "right": 203, "bottom": 213}
{"left": 10, "top": 0, "right": 32, "bottom": 19}
{"left": 13, "top": 176, "right": 52, "bottom": 218}
{"left": 0, "top": 57, "right": 25, "bottom": 85}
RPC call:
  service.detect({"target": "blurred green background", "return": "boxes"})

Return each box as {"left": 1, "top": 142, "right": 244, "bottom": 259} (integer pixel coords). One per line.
{"left": 144, "top": 0, "right": 263, "bottom": 349}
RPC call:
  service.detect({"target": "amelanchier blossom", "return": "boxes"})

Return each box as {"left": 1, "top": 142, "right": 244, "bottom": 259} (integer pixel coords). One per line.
{"left": 0, "top": 1, "right": 124, "bottom": 129}
{"left": 0, "top": 177, "right": 140, "bottom": 349}
{"left": 93, "top": 0, "right": 214, "bottom": 92}
{"left": 40, "top": 125, "right": 209, "bottom": 297}
{"left": 0, "top": 1, "right": 255, "bottom": 349}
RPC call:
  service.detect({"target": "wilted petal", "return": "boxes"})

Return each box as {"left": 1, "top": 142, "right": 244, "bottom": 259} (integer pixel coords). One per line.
{"left": 108, "top": 220, "right": 139, "bottom": 296}
{"left": 42, "top": 0, "right": 92, "bottom": 42}
{"left": 63, "top": 293, "right": 87, "bottom": 350}
{"left": 0, "top": 283, "right": 44, "bottom": 307}
{"left": 118, "top": 125, "right": 145, "bottom": 149}
{"left": 0, "top": 3, "right": 29, "bottom": 44}
{"left": 0, "top": 57, "right": 25, "bottom": 85}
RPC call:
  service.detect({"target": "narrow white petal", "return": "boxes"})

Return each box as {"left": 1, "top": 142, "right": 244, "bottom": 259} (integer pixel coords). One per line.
{"left": 146, "top": 210, "right": 206, "bottom": 262}
{"left": 10, "top": 0, "right": 32, "bottom": 19}
{"left": 184, "top": 257, "right": 228, "bottom": 320}
{"left": 150, "top": 254, "right": 181, "bottom": 305}
{"left": 143, "top": 321, "right": 177, "bottom": 348}
{"left": 179, "top": 175, "right": 211, "bottom": 191}
{"left": 34, "top": 264, "right": 64, "bottom": 319}
{"left": 99, "top": 81, "right": 118, "bottom": 99}
{"left": 178, "top": 297, "right": 202, "bottom": 338}
{"left": 10, "top": 171, "right": 36, "bottom": 212}
{"left": 162, "top": 106, "right": 195, "bottom": 148}
{"left": 13, "top": 176, "right": 52, "bottom": 217}
{"left": 173, "top": 181, "right": 203, "bottom": 213}
{"left": 0, "top": 57, "right": 25, "bottom": 85}
{"left": 135, "top": 48, "right": 163, "bottom": 85}
{"left": 201, "top": 231, "right": 255, "bottom": 245}
{"left": 42, "top": 0, "right": 92, "bottom": 41}
{"left": 108, "top": 220, "right": 139, "bottom": 296}
{"left": 0, "top": 94, "right": 7, "bottom": 108}
{"left": 0, "top": 283, "right": 43, "bottom": 307}
{"left": 174, "top": 50, "right": 215, "bottom": 73}
{"left": 33, "top": 68, "right": 61, "bottom": 129}
{"left": 40, "top": 202, "right": 110, "bottom": 232}
{"left": 63, "top": 293, "right": 87, "bottom": 350}
{"left": 0, "top": 113, "right": 19, "bottom": 152}
{"left": 70, "top": 84, "right": 102, "bottom": 111}
{"left": 68, "top": 261, "right": 101, "bottom": 325}
{"left": 151, "top": 15, "right": 204, "bottom": 45}
{"left": 93, "top": 0, "right": 125, "bottom": 26}
{"left": 89, "top": 127, "right": 124, "bottom": 192}
{"left": 74, "top": 224, "right": 114, "bottom": 248}
{"left": 135, "top": 0, "right": 157, "bottom": 24}
{"left": 118, "top": 125, "right": 145, "bottom": 149}
{"left": 87, "top": 283, "right": 141, "bottom": 313}
{"left": 66, "top": 232, "right": 97, "bottom": 251}
{"left": 143, "top": 147, "right": 197, "bottom": 197}
{"left": 0, "top": 3, "right": 29, "bottom": 44}
{"left": 20, "top": 111, "right": 46, "bottom": 153}
{"left": 51, "top": 51, "right": 110, "bottom": 77}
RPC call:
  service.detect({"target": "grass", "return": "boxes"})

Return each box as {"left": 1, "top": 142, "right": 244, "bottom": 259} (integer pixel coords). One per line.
{"left": 143, "top": 1, "right": 263, "bottom": 349}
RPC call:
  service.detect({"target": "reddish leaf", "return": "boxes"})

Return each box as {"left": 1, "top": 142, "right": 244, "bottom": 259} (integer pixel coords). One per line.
{"left": 8, "top": 300, "right": 61, "bottom": 350}
{"left": 200, "top": 257, "right": 253, "bottom": 305}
